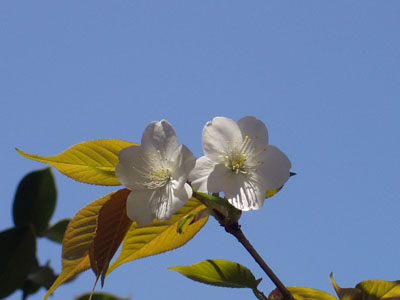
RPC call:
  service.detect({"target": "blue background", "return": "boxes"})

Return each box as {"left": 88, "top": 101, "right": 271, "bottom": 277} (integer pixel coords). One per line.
{"left": 1, "top": 1, "right": 400, "bottom": 299}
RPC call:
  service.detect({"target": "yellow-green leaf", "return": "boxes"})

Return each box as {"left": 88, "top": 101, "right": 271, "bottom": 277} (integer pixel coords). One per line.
{"left": 44, "top": 191, "right": 120, "bottom": 300}
{"left": 17, "top": 139, "right": 136, "bottom": 186}
{"left": 290, "top": 287, "right": 338, "bottom": 300}
{"left": 266, "top": 187, "right": 283, "bottom": 199}
{"left": 331, "top": 273, "right": 362, "bottom": 300}
{"left": 169, "top": 259, "right": 259, "bottom": 289}
{"left": 269, "top": 287, "right": 337, "bottom": 300}
{"left": 107, "top": 197, "right": 208, "bottom": 274}
{"left": 356, "top": 280, "right": 400, "bottom": 300}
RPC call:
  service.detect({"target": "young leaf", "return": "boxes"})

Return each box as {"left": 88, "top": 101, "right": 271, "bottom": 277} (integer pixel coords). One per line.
{"left": 75, "top": 292, "right": 131, "bottom": 300}
{"left": 17, "top": 139, "right": 136, "bottom": 186}
{"left": 0, "top": 227, "right": 36, "bottom": 299}
{"left": 330, "top": 273, "right": 362, "bottom": 300}
{"left": 356, "top": 280, "right": 400, "bottom": 300}
{"left": 13, "top": 168, "right": 57, "bottom": 236}
{"left": 107, "top": 197, "right": 208, "bottom": 274}
{"left": 90, "top": 189, "right": 132, "bottom": 287}
{"left": 44, "top": 191, "right": 120, "bottom": 300}
{"left": 45, "top": 218, "right": 70, "bottom": 244}
{"left": 169, "top": 259, "right": 259, "bottom": 289}
{"left": 269, "top": 287, "right": 338, "bottom": 300}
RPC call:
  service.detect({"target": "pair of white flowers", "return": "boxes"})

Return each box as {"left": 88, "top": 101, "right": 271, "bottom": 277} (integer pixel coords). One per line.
{"left": 116, "top": 116, "right": 292, "bottom": 225}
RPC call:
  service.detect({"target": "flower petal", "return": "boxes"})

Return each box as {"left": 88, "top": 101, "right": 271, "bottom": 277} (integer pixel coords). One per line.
{"left": 223, "top": 175, "right": 266, "bottom": 211}
{"left": 202, "top": 117, "right": 242, "bottom": 163}
{"left": 126, "top": 190, "right": 155, "bottom": 225}
{"left": 152, "top": 181, "right": 192, "bottom": 221}
{"left": 256, "top": 145, "right": 292, "bottom": 190}
{"left": 172, "top": 145, "right": 196, "bottom": 188}
{"left": 237, "top": 116, "right": 269, "bottom": 146}
{"left": 116, "top": 145, "right": 148, "bottom": 190}
{"left": 206, "top": 163, "right": 232, "bottom": 194}
{"left": 189, "top": 156, "right": 217, "bottom": 193}
{"left": 141, "top": 120, "right": 179, "bottom": 159}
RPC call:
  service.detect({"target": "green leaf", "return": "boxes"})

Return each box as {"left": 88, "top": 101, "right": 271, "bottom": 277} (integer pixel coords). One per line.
{"left": 330, "top": 273, "right": 362, "bottom": 300}
{"left": 45, "top": 219, "right": 70, "bottom": 244}
{"left": 17, "top": 139, "right": 136, "bottom": 186}
{"left": 44, "top": 190, "right": 124, "bottom": 300}
{"left": 356, "top": 280, "right": 400, "bottom": 300}
{"left": 269, "top": 287, "right": 338, "bottom": 300}
{"left": 169, "top": 259, "right": 259, "bottom": 289}
{"left": 108, "top": 197, "right": 208, "bottom": 274}
{"left": 22, "top": 264, "right": 57, "bottom": 299}
{"left": 75, "top": 292, "right": 131, "bottom": 300}
{"left": 13, "top": 168, "right": 57, "bottom": 236}
{"left": 0, "top": 227, "right": 36, "bottom": 298}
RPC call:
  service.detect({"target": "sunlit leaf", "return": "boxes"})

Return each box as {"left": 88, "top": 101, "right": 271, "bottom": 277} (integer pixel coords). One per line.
{"left": 13, "top": 168, "right": 57, "bottom": 235}
{"left": 265, "top": 172, "right": 295, "bottom": 199}
{"left": 170, "top": 259, "right": 259, "bottom": 289}
{"left": 269, "top": 287, "right": 338, "bottom": 300}
{"left": 90, "top": 189, "right": 132, "bottom": 287}
{"left": 330, "top": 273, "right": 362, "bottom": 300}
{"left": 266, "top": 187, "right": 283, "bottom": 199}
{"left": 75, "top": 292, "right": 131, "bottom": 300}
{"left": 356, "top": 280, "right": 400, "bottom": 300}
{"left": 17, "top": 139, "right": 136, "bottom": 186}
{"left": 0, "top": 227, "right": 36, "bottom": 299}
{"left": 45, "top": 219, "right": 70, "bottom": 244}
{"left": 108, "top": 197, "right": 208, "bottom": 273}
{"left": 44, "top": 191, "right": 117, "bottom": 300}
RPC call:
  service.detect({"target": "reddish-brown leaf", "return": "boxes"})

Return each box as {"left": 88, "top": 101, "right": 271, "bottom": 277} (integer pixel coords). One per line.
{"left": 90, "top": 188, "right": 132, "bottom": 287}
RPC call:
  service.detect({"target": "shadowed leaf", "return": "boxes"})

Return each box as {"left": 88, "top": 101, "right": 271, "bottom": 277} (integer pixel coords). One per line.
{"left": 45, "top": 219, "right": 70, "bottom": 244}
{"left": 75, "top": 292, "right": 131, "bottom": 300}
{"left": 90, "top": 188, "right": 132, "bottom": 287}
{"left": 170, "top": 259, "right": 259, "bottom": 289}
{"left": 108, "top": 197, "right": 208, "bottom": 274}
{"left": 17, "top": 139, "right": 136, "bottom": 186}
{"left": 0, "top": 227, "right": 36, "bottom": 298}
{"left": 22, "top": 264, "right": 57, "bottom": 299}
{"left": 331, "top": 273, "right": 362, "bottom": 300}
{"left": 44, "top": 191, "right": 120, "bottom": 300}
{"left": 13, "top": 168, "right": 57, "bottom": 235}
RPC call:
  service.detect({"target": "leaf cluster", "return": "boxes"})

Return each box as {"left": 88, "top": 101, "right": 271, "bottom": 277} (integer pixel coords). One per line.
{"left": 0, "top": 168, "right": 63, "bottom": 299}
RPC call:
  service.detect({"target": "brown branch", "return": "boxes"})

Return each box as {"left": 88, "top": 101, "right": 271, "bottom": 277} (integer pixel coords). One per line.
{"left": 224, "top": 223, "right": 296, "bottom": 300}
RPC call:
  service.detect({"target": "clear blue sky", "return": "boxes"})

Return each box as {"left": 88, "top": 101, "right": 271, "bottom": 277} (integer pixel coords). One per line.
{"left": 1, "top": 1, "right": 400, "bottom": 299}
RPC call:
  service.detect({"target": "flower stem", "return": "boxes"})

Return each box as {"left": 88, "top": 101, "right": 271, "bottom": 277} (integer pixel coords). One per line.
{"left": 224, "top": 223, "right": 296, "bottom": 300}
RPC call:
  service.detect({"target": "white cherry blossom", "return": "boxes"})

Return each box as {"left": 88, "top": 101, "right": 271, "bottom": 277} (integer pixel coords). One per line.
{"left": 116, "top": 120, "right": 196, "bottom": 225}
{"left": 190, "top": 116, "right": 291, "bottom": 211}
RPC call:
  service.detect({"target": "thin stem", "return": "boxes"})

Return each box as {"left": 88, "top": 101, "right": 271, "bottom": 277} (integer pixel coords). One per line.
{"left": 224, "top": 223, "right": 296, "bottom": 300}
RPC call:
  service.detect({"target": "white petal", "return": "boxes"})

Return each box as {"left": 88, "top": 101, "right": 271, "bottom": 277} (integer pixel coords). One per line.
{"left": 126, "top": 190, "right": 155, "bottom": 225}
{"left": 223, "top": 175, "right": 266, "bottom": 211}
{"left": 152, "top": 181, "right": 192, "bottom": 221}
{"left": 141, "top": 120, "right": 179, "bottom": 159}
{"left": 202, "top": 117, "right": 242, "bottom": 162}
{"left": 116, "top": 145, "right": 147, "bottom": 190}
{"left": 206, "top": 163, "right": 233, "bottom": 194}
{"left": 256, "top": 145, "right": 292, "bottom": 190}
{"left": 189, "top": 156, "right": 217, "bottom": 193}
{"left": 171, "top": 144, "right": 196, "bottom": 188}
{"left": 237, "top": 116, "right": 269, "bottom": 146}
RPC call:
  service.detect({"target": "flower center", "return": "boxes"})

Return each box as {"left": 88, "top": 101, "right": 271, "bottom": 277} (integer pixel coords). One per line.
{"left": 136, "top": 150, "right": 172, "bottom": 189}
{"left": 223, "top": 136, "right": 256, "bottom": 174}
